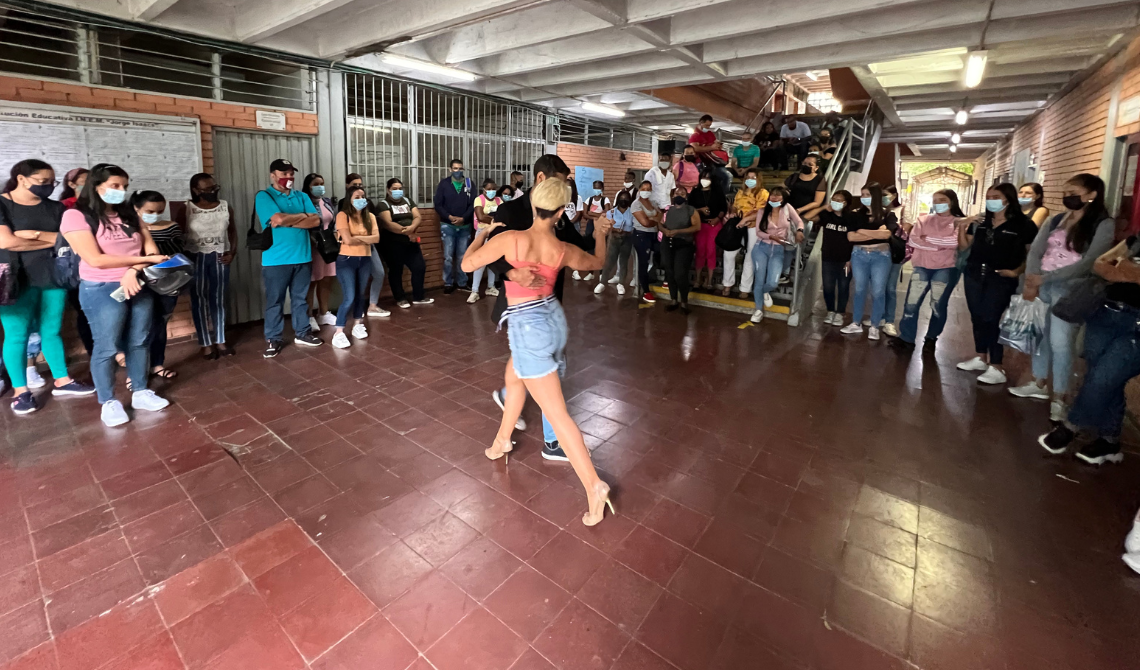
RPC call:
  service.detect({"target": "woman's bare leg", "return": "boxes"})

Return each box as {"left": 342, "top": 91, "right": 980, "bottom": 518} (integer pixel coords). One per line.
{"left": 489, "top": 358, "right": 526, "bottom": 460}
{"left": 521, "top": 372, "right": 612, "bottom": 525}
{"left": 318, "top": 277, "right": 336, "bottom": 315}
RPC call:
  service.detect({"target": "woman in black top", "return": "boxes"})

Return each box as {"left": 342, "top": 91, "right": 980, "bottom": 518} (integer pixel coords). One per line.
{"left": 659, "top": 186, "right": 701, "bottom": 313}
{"left": 817, "top": 189, "right": 857, "bottom": 326}
{"left": 377, "top": 178, "right": 431, "bottom": 309}
{"left": 756, "top": 121, "right": 785, "bottom": 170}
{"left": 135, "top": 191, "right": 183, "bottom": 382}
{"left": 955, "top": 183, "right": 1038, "bottom": 385}
{"left": 688, "top": 168, "right": 726, "bottom": 290}
{"left": 785, "top": 153, "right": 826, "bottom": 221}
{"left": 0, "top": 159, "right": 94, "bottom": 414}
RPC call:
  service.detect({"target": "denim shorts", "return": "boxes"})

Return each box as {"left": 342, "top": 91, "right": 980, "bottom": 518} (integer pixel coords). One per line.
{"left": 505, "top": 297, "right": 568, "bottom": 380}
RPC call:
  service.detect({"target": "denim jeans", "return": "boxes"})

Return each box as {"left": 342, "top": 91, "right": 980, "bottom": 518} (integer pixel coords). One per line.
{"left": 263, "top": 262, "right": 312, "bottom": 341}
{"left": 883, "top": 262, "right": 903, "bottom": 325}
{"left": 925, "top": 267, "right": 961, "bottom": 341}
{"left": 850, "top": 246, "right": 892, "bottom": 325}
{"left": 501, "top": 385, "right": 556, "bottom": 443}
{"left": 1031, "top": 281, "right": 1079, "bottom": 394}
{"left": 80, "top": 280, "right": 153, "bottom": 404}
{"left": 820, "top": 261, "right": 850, "bottom": 313}
{"left": 897, "top": 267, "right": 953, "bottom": 344}
{"left": 369, "top": 246, "right": 386, "bottom": 305}
{"left": 335, "top": 255, "right": 371, "bottom": 327}
{"left": 440, "top": 223, "right": 471, "bottom": 287}
{"left": 149, "top": 292, "right": 180, "bottom": 367}
{"left": 473, "top": 266, "right": 497, "bottom": 292}
{"left": 633, "top": 231, "right": 658, "bottom": 293}
{"left": 751, "top": 242, "right": 784, "bottom": 310}
{"left": 1067, "top": 304, "right": 1140, "bottom": 438}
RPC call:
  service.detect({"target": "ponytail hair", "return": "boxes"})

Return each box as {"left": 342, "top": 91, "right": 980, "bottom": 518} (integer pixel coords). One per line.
{"left": 3, "top": 159, "right": 53, "bottom": 194}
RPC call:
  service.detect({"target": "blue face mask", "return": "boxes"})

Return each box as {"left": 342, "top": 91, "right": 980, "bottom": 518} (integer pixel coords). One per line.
{"left": 882, "top": 195, "right": 893, "bottom": 206}
{"left": 769, "top": 200, "right": 783, "bottom": 208}
{"left": 451, "top": 170, "right": 464, "bottom": 181}
{"left": 501, "top": 193, "right": 512, "bottom": 201}
{"left": 101, "top": 188, "right": 127, "bottom": 205}
{"left": 933, "top": 202, "right": 951, "bottom": 214}
{"left": 485, "top": 190, "right": 496, "bottom": 199}
{"left": 391, "top": 189, "right": 404, "bottom": 200}
{"left": 860, "top": 196, "right": 873, "bottom": 207}
{"left": 352, "top": 198, "right": 368, "bottom": 211}
{"left": 985, "top": 198, "right": 1005, "bottom": 212}
{"left": 1018, "top": 197, "right": 1034, "bottom": 207}
{"left": 831, "top": 200, "right": 845, "bottom": 211}
{"left": 744, "top": 178, "right": 757, "bottom": 189}
{"left": 310, "top": 185, "right": 325, "bottom": 197}
{"left": 593, "top": 188, "right": 602, "bottom": 197}
{"left": 141, "top": 212, "right": 160, "bottom": 224}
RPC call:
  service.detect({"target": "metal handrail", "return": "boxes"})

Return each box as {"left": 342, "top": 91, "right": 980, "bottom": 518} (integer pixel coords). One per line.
{"left": 744, "top": 79, "right": 785, "bottom": 135}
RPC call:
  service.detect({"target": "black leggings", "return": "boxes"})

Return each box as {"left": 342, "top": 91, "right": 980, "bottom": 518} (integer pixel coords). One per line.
{"left": 661, "top": 238, "right": 694, "bottom": 304}
{"left": 821, "top": 261, "right": 851, "bottom": 313}
{"left": 384, "top": 243, "right": 426, "bottom": 302}
{"left": 963, "top": 272, "right": 1017, "bottom": 365}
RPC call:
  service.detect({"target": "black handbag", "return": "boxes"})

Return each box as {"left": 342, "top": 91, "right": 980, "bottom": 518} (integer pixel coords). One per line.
{"left": 0, "top": 262, "right": 18, "bottom": 306}
{"left": 716, "top": 216, "right": 746, "bottom": 251}
{"left": 1051, "top": 277, "right": 1108, "bottom": 324}
{"left": 887, "top": 231, "right": 906, "bottom": 264}
{"left": 311, "top": 225, "right": 340, "bottom": 264}
{"left": 246, "top": 194, "right": 273, "bottom": 251}
{"left": 51, "top": 233, "right": 80, "bottom": 290}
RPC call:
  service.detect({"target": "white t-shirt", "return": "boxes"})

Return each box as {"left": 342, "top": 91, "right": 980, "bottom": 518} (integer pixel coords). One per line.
{"left": 579, "top": 195, "right": 611, "bottom": 215}
{"left": 644, "top": 167, "right": 675, "bottom": 211}
{"left": 780, "top": 121, "right": 812, "bottom": 140}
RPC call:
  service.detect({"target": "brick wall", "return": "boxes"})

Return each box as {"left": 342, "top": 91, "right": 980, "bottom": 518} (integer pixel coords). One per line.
{"left": 556, "top": 143, "right": 656, "bottom": 200}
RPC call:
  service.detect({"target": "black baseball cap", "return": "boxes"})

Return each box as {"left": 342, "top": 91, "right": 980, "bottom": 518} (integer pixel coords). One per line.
{"left": 269, "top": 159, "right": 295, "bottom": 173}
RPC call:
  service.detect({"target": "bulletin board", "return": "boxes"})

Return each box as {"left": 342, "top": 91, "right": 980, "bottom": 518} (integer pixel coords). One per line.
{"left": 574, "top": 166, "right": 604, "bottom": 204}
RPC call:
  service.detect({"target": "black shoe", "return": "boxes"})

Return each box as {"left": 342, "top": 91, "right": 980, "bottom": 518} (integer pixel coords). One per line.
{"left": 263, "top": 340, "right": 283, "bottom": 358}
{"left": 923, "top": 338, "right": 937, "bottom": 353}
{"left": 294, "top": 332, "right": 323, "bottom": 347}
{"left": 665, "top": 303, "right": 679, "bottom": 312}
{"left": 542, "top": 441, "right": 569, "bottom": 462}
{"left": 220, "top": 346, "right": 236, "bottom": 357}
{"left": 444, "top": 285, "right": 456, "bottom": 295}
{"left": 680, "top": 305, "right": 691, "bottom": 315}
{"left": 1038, "top": 424, "right": 1076, "bottom": 455}
{"left": 887, "top": 337, "right": 915, "bottom": 353}
{"left": 1076, "top": 438, "right": 1123, "bottom": 465}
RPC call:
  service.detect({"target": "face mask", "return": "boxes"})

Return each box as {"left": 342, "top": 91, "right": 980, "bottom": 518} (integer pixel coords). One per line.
{"left": 101, "top": 187, "right": 127, "bottom": 205}
{"left": 769, "top": 200, "right": 783, "bottom": 208}
{"left": 985, "top": 199, "right": 1005, "bottom": 213}
{"left": 800, "top": 164, "right": 814, "bottom": 174}
{"left": 195, "top": 190, "right": 219, "bottom": 204}
{"left": 617, "top": 199, "right": 631, "bottom": 209}
{"left": 639, "top": 191, "right": 651, "bottom": 199}
{"left": 741, "top": 142, "right": 752, "bottom": 147}
{"left": 140, "top": 212, "right": 160, "bottom": 224}
{"left": 352, "top": 198, "right": 368, "bottom": 211}
{"left": 1062, "top": 194, "right": 1087, "bottom": 211}
{"left": 485, "top": 190, "right": 496, "bottom": 199}
{"left": 831, "top": 200, "right": 845, "bottom": 211}
{"left": 1018, "top": 197, "right": 1034, "bottom": 207}
{"left": 451, "top": 170, "right": 464, "bottom": 180}
{"left": 860, "top": 196, "right": 873, "bottom": 207}
{"left": 28, "top": 183, "right": 55, "bottom": 199}
{"left": 623, "top": 182, "right": 633, "bottom": 189}
{"left": 391, "top": 189, "right": 404, "bottom": 200}
{"left": 592, "top": 188, "right": 602, "bottom": 197}
{"left": 744, "top": 178, "right": 757, "bottom": 189}
{"left": 933, "top": 202, "right": 950, "bottom": 214}
{"left": 882, "top": 195, "right": 893, "bottom": 207}
{"left": 700, "top": 179, "right": 711, "bottom": 188}
{"left": 276, "top": 177, "right": 293, "bottom": 190}
{"left": 310, "top": 185, "right": 325, "bottom": 197}
{"left": 672, "top": 196, "right": 686, "bottom": 205}
{"left": 684, "top": 155, "right": 696, "bottom": 162}
{"left": 659, "top": 161, "right": 671, "bottom": 169}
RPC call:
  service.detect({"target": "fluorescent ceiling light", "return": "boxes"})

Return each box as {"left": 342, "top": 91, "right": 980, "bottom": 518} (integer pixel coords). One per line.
{"left": 581, "top": 101, "right": 625, "bottom": 118}
{"left": 683, "top": 126, "right": 695, "bottom": 134}
{"left": 804, "top": 71, "right": 820, "bottom": 81}
{"left": 381, "top": 54, "right": 478, "bottom": 81}
{"left": 949, "top": 144, "right": 958, "bottom": 153}
{"left": 964, "top": 50, "right": 988, "bottom": 88}
{"left": 955, "top": 109, "right": 969, "bottom": 125}
{"left": 950, "top": 133, "right": 961, "bottom": 144}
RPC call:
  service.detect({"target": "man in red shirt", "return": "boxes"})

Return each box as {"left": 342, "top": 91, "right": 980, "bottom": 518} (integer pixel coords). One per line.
{"left": 688, "top": 114, "right": 731, "bottom": 193}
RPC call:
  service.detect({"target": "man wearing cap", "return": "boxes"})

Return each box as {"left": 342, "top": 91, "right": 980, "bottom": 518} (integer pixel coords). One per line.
{"left": 255, "top": 159, "right": 323, "bottom": 358}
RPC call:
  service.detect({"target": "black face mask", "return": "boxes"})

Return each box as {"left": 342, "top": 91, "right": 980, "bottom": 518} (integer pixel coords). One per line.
{"left": 192, "top": 190, "right": 219, "bottom": 204}
{"left": 800, "top": 164, "right": 814, "bottom": 174}
{"left": 673, "top": 196, "right": 687, "bottom": 205}
{"left": 684, "top": 155, "right": 696, "bottom": 162}
{"left": 28, "top": 183, "right": 55, "bottom": 199}
{"left": 1062, "top": 195, "right": 1087, "bottom": 211}
{"left": 616, "top": 199, "right": 631, "bottom": 209}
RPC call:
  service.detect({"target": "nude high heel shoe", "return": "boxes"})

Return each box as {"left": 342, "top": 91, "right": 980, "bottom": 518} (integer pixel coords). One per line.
{"left": 485, "top": 436, "right": 514, "bottom": 463}
{"left": 583, "top": 481, "right": 615, "bottom": 527}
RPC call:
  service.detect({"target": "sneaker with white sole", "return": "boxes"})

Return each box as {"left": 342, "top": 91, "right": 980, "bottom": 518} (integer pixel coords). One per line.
{"left": 607, "top": 275, "right": 620, "bottom": 284}
{"left": 412, "top": 298, "right": 434, "bottom": 305}
{"left": 583, "top": 273, "right": 595, "bottom": 282}
{"left": 977, "top": 366, "right": 1007, "bottom": 385}
{"left": 1076, "top": 438, "right": 1123, "bottom": 466}
{"left": 1125, "top": 514, "right": 1140, "bottom": 554}
{"left": 616, "top": 284, "right": 626, "bottom": 296}
{"left": 840, "top": 322, "right": 863, "bottom": 335}
{"left": 1050, "top": 399, "right": 1068, "bottom": 423}
{"left": 594, "top": 283, "right": 605, "bottom": 295}
{"left": 52, "top": 381, "right": 95, "bottom": 396}
{"left": 1009, "top": 381, "right": 1049, "bottom": 399}
{"left": 486, "top": 287, "right": 500, "bottom": 297}
{"left": 308, "top": 316, "right": 320, "bottom": 333}
{"left": 294, "top": 332, "right": 323, "bottom": 347}
{"left": 1038, "top": 423, "right": 1075, "bottom": 455}
{"left": 573, "top": 271, "right": 582, "bottom": 280}
{"left": 491, "top": 389, "right": 527, "bottom": 431}
{"left": 25, "top": 366, "right": 45, "bottom": 389}
{"left": 332, "top": 332, "right": 350, "bottom": 349}
{"left": 868, "top": 327, "right": 881, "bottom": 341}
{"left": 763, "top": 293, "right": 773, "bottom": 308}
{"left": 750, "top": 309, "right": 764, "bottom": 323}
{"left": 882, "top": 323, "right": 898, "bottom": 337}
{"left": 1123, "top": 552, "right": 1140, "bottom": 575}
{"left": 367, "top": 306, "right": 391, "bottom": 317}
{"left": 351, "top": 323, "right": 368, "bottom": 339}
{"left": 131, "top": 389, "right": 169, "bottom": 412}
{"left": 825, "top": 311, "right": 835, "bottom": 324}
{"left": 11, "top": 391, "right": 37, "bottom": 415}
{"left": 630, "top": 277, "right": 637, "bottom": 287}
{"left": 642, "top": 292, "right": 656, "bottom": 304}
{"left": 101, "top": 399, "right": 129, "bottom": 427}
{"left": 956, "top": 356, "right": 989, "bottom": 372}
{"left": 862, "top": 318, "right": 872, "bottom": 327}
{"left": 319, "top": 311, "right": 337, "bottom": 326}
{"left": 467, "top": 292, "right": 480, "bottom": 304}
{"left": 397, "top": 300, "right": 412, "bottom": 309}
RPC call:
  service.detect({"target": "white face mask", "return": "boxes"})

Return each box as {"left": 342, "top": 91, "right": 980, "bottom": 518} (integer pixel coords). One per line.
{"left": 638, "top": 191, "right": 651, "bottom": 199}
{"left": 623, "top": 182, "right": 633, "bottom": 189}
{"left": 700, "top": 179, "right": 711, "bottom": 188}
{"left": 658, "top": 161, "right": 670, "bottom": 169}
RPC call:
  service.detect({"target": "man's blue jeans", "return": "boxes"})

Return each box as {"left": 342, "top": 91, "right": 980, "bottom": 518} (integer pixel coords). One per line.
{"left": 440, "top": 223, "right": 471, "bottom": 288}
{"left": 80, "top": 280, "right": 153, "bottom": 404}
{"left": 1068, "top": 304, "right": 1140, "bottom": 438}
{"left": 850, "top": 246, "right": 891, "bottom": 325}
{"left": 898, "top": 267, "right": 953, "bottom": 344}
{"left": 502, "top": 385, "right": 556, "bottom": 443}
{"left": 263, "top": 262, "right": 312, "bottom": 341}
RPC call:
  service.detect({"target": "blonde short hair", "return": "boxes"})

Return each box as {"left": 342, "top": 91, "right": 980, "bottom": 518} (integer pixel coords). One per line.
{"left": 531, "top": 177, "right": 571, "bottom": 214}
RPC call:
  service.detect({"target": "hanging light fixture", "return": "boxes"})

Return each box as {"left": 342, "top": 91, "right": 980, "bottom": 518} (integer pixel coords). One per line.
{"left": 380, "top": 54, "right": 478, "bottom": 81}
{"left": 949, "top": 145, "right": 958, "bottom": 153}
{"left": 964, "top": 50, "right": 989, "bottom": 88}
{"left": 955, "top": 109, "right": 969, "bottom": 125}
{"left": 950, "top": 132, "right": 961, "bottom": 144}
{"left": 581, "top": 101, "right": 626, "bottom": 118}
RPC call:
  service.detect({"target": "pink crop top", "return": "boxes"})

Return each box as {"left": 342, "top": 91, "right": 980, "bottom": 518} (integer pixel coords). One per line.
{"left": 504, "top": 235, "right": 564, "bottom": 300}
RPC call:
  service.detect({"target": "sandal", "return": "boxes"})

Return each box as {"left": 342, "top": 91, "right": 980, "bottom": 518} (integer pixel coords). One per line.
{"left": 219, "top": 346, "right": 236, "bottom": 357}
{"left": 152, "top": 367, "right": 178, "bottom": 379}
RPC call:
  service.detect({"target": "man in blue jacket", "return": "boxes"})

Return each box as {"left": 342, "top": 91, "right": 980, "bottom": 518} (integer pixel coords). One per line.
{"left": 433, "top": 158, "right": 476, "bottom": 293}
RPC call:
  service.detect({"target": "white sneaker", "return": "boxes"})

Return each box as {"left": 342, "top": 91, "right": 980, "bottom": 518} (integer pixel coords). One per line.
{"left": 630, "top": 277, "right": 637, "bottom": 287}
{"left": 868, "top": 327, "right": 881, "bottom": 341}
{"left": 1126, "top": 513, "right": 1140, "bottom": 554}
{"left": 977, "top": 366, "right": 1007, "bottom": 385}
{"left": 332, "top": 332, "right": 350, "bottom": 349}
{"left": 583, "top": 273, "right": 594, "bottom": 282}
{"left": 1123, "top": 552, "right": 1140, "bottom": 576}
{"left": 1009, "top": 382, "right": 1049, "bottom": 400}
{"left": 862, "top": 318, "right": 872, "bottom": 327}
{"left": 573, "top": 271, "right": 581, "bottom": 280}
{"left": 491, "top": 389, "right": 526, "bottom": 431}
{"left": 882, "top": 323, "right": 898, "bottom": 337}
{"left": 25, "top": 366, "right": 45, "bottom": 389}
{"left": 830, "top": 313, "right": 844, "bottom": 326}
{"left": 750, "top": 309, "right": 764, "bottom": 323}
{"left": 351, "top": 323, "right": 368, "bottom": 339}
{"left": 763, "top": 293, "right": 773, "bottom": 308}
{"left": 956, "top": 356, "right": 989, "bottom": 372}
{"left": 840, "top": 322, "right": 863, "bottom": 335}
{"left": 616, "top": 284, "right": 626, "bottom": 296}
{"left": 593, "top": 284, "right": 605, "bottom": 295}
{"left": 101, "top": 399, "right": 129, "bottom": 427}
{"left": 1050, "top": 399, "right": 1068, "bottom": 423}
{"left": 131, "top": 389, "right": 169, "bottom": 412}
{"left": 467, "top": 292, "right": 480, "bottom": 304}
{"left": 319, "top": 311, "right": 337, "bottom": 326}
{"left": 367, "top": 305, "right": 391, "bottom": 317}
{"left": 308, "top": 316, "right": 320, "bottom": 333}
{"left": 825, "top": 311, "right": 835, "bottom": 324}
{"left": 486, "top": 287, "right": 500, "bottom": 297}
{"left": 608, "top": 275, "right": 620, "bottom": 284}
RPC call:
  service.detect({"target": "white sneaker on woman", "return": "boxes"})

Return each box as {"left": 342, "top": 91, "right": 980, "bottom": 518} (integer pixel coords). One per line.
{"left": 1126, "top": 513, "right": 1140, "bottom": 554}
{"left": 1009, "top": 381, "right": 1049, "bottom": 399}
{"left": 319, "top": 311, "right": 337, "bottom": 326}
{"left": 332, "top": 332, "right": 350, "bottom": 349}
{"left": 616, "top": 284, "right": 626, "bottom": 296}
{"left": 367, "top": 305, "right": 391, "bottom": 317}
{"left": 882, "top": 323, "right": 898, "bottom": 337}
{"left": 977, "top": 366, "right": 1007, "bottom": 385}
{"left": 594, "top": 284, "right": 605, "bottom": 295}
{"left": 956, "top": 356, "right": 989, "bottom": 372}
{"left": 131, "top": 390, "right": 169, "bottom": 412}
{"left": 351, "top": 323, "right": 368, "bottom": 339}
{"left": 101, "top": 400, "right": 129, "bottom": 427}
{"left": 486, "top": 286, "right": 500, "bottom": 297}
{"left": 25, "top": 366, "right": 45, "bottom": 389}
{"left": 607, "top": 275, "right": 620, "bottom": 284}
{"left": 840, "top": 322, "right": 863, "bottom": 335}
{"left": 825, "top": 311, "right": 835, "bottom": 324}
{"left": 868, "top": 327, "right": 881, "bottom": 341}
{"left": 467, "top": 292, "right": 480, "bottom": 304}
{"left": 573, "top": 271, "right": 582, "bottom": 280}
{"left": 308, "top": 316, "right": 320, "bottom": 333}
{"left": 763, "top": 293, "right": 773, "bottom": 308}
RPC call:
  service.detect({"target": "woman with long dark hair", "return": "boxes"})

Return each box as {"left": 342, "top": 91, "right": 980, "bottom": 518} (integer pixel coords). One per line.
{"left": 60, "top": 164, "right": 169, "bottom": 427}
{"left": 880, "top": 184, "right": 909, "bottom": 336}
{"left": 303, "top": 173, "right": 337, "bottom": 332}
{"left": 0, "top": 160, "right": 94, "bottom": 414}
{"left": 1018, "top": 182, "right": 1050, "bottom": 226}
{"left": 955, "top": 183, "right": 1038, "bottom": 385}
{"left": 1012, "top": 174, "right": 1115, "bottom": 419}
{"left": 689, "top": 167, "right": 727, "bottom": 290}
{"left": 841, "top": 182, "right": 897, "bottom": 340}
{"left": 331, "top": 186, "right": 379, "bottom": 348}
{"left": 817, "top": 189, "right": 857, "bottom": 326}
{"left": 742, "top": 185, "right": 803, "bottom": 323}
{"left": 134, "top": 190, "right": 183, "bottom": 382}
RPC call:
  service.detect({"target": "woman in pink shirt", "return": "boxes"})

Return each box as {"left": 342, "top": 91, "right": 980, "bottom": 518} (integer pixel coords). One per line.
{"left": 60, "top": 163, "right": 169, "bottom": 428}
{"left": 888, "top": 190, "right": 967, "bottom": 352}
{"left": 738, "top": 185, "right": 803, "bottom": 323}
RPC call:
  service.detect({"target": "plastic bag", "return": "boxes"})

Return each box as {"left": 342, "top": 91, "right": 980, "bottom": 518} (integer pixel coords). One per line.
{"left": 998, "top": 295, "right": 1048, "bottom": 355}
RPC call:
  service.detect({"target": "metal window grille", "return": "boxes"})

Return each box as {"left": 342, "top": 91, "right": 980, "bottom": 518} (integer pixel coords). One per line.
{"left": 0, "top": 1, "right": 316, "bottom": 111}
{"left": 344, "top": 71, "right": 547, "bottom": 204}
{"left": 553, "top": 112, "right": 656, "bottom": 152}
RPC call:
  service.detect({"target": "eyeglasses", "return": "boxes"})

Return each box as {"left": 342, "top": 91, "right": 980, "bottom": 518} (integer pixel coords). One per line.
{"left": 31, "top": 179, "right": 60, "bottom": 187}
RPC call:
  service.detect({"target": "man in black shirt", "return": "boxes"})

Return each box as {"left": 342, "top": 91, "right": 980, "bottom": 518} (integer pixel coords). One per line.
{"left": 484, "top": 154, "right": 591, "bottom": 461}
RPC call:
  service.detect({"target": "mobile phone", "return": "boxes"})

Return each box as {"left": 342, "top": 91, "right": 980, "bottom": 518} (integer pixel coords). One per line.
{"left": 110, "top": 286, "right": 128, "bottom": 302}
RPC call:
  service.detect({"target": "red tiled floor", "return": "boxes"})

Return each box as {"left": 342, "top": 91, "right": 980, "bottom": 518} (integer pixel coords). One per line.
{"left": 2, "top": 284, "right": 1139, "bottom": 670}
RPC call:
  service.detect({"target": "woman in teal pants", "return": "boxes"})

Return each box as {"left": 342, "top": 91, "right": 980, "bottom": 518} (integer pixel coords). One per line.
{"left": 0, "top": 159, "right": 94, "bottom": 414}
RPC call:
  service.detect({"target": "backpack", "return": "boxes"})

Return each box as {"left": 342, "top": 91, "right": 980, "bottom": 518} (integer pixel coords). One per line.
{"left": 51, "top": 232, "right": 80, "bottom": 290}
{"left": 246, "top": 190, "right": 274, "bottom": 251}
{"left": 716, "top": 216, "right": 746, "bottom": 251}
